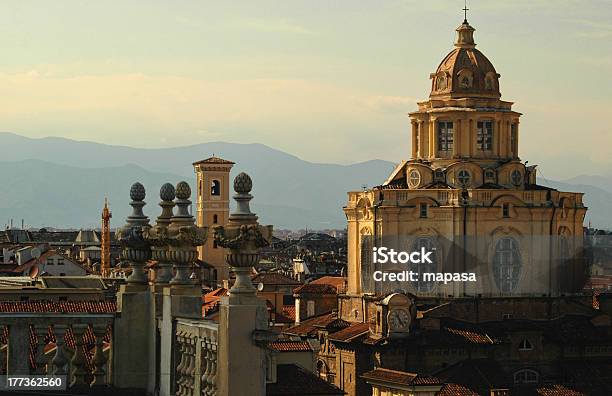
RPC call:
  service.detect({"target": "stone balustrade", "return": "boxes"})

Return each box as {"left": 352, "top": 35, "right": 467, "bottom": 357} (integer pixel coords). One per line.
{"left": 0, "top": 314, "right": 113, "bottom": 389}
{"left": 174, "top": 319, "right": 218, "bottom": 396}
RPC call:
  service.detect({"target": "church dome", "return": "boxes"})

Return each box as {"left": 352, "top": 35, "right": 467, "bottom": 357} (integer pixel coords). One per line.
{"left": 429, "top": 20, "right": 500, "bottom": 99}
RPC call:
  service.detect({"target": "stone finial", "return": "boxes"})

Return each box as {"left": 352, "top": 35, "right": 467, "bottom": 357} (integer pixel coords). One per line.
{"left": 117, "top": 182, "right": 152, "bottom": 284}
{"left": 160, "top": 183, "right": 176, "bottom": 202}
{"left": 130, "top": 182, "right": 146, "bottom": 201}
{"left": 167, "top": 181, "right": 207, "bottom": 286}
{"left": 176, "top": 181, "right": 191, "bottom": 200}
{"left": 214, "top": 173, "right": 272, "bottom": 295}
{"left": 143, "top": 182, "right": 177, "bottom": 284}
{"left": 230, "top": 173, "right": 256, "bottom": 221}
{"left": 234, "top": 172, "right": 252, "bottom": 194}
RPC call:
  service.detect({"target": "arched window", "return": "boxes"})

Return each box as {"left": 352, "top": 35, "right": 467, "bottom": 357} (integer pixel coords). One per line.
{"left": 518, "top": 339, "right": 533, "bottom": 351}
{"left": 493, "top": 237, "right": 522, "bottom": 293}
{"left": 514, "top": 369, "right": 539, "bottom": 384}
{"left": 360, "top": 232, "right": 373, "bottom": 288}
{"left": 211, "top": 180, "right": 221, "bottom": 196}
{"left": 213, "top": 214, "right": 218, "bottom": 224}
{"left": 412, "top": 237, "right": 437, "bottom": 293}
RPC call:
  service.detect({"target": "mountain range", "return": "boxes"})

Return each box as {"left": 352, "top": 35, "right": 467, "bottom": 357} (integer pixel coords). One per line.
{"left": 0, "top": 132, "right": 610, "bottom": 230}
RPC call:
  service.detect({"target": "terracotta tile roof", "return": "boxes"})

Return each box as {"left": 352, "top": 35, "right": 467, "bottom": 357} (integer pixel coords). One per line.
{"left": 0, "top": 300, "right": 116, "bottom": 313}
{"left": 536, "top": 384, "right": 586, "bottom": 396}
{"left": 252, "top": 272, "right": 301, "bottom": 286}
{"left": 192, "top": 156, "right": 235, "bottom": 165}
{"left": 282, "top": 305, "right": 296, "bottom": 321}
{"left": 444, "top": 327, "right": 498, "bottom": 345}
{"left": 328, "top": 322, "right": 370, "bottom": 343}
{"left": 311, "top": 276, "right": 346, "bottom": 289}
{"left": 362, "top": 368, "right": 441, "bottom": 387}
{"left": 436, "top": 383, "right": 480, "bottom": 396}
{"left": 434, "top": 359, "right": 508, "bottom": 395}
{"left": 202, "top": 287, "right": 228, "bottom": 317}
{"left": 284, "top": 312, "right": 350, "bottom": 337}
{"left": 268, "top": 341, "right": 312, "bottom": 352}
{"left": 267, "top": 364, "right": 344, "bottom": 395}
{"left": 293, "top": 283, "right": 337, "bottom": 295}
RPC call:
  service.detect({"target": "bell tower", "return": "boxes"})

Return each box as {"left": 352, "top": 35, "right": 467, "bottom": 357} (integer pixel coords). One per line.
{"left": 193, "top": 156, "right": 234, "bottom": 284}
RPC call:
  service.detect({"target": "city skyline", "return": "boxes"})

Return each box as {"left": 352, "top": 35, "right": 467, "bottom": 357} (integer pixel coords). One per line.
{"left": 0, "top": 1, "right": 610, "bottom": 180}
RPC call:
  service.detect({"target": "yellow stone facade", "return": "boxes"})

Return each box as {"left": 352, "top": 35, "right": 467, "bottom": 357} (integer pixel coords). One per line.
{"left": 343, "top": 20, "right": 587, "bottom": 305}
{"left": 193, "top": 156, "right": 234, "bottom": 283}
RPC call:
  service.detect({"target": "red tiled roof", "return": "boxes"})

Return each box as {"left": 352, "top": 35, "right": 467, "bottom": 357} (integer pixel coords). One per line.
{"left": 282, "top": 305, "right": 296, "bottom": 321}
{"left": 284, "top": 312, "right": 350, "bottom": 337}
{"left": 362, "top": 368, "right": 441, "bottom": 386}
{"left": 536, "top": 384, "right": 586, "bottom": 396}
{"left": 293, "top": 283, "right": 337, "bottom": 295}
{"left": 444, "top": 327, "right": 498, "bottom": 344}
{"left": 436, "top": 383, "right": 480, "bottom": 396}
{"left": 268, "top": 341, "right": 312, "bottom": 352}
{"left": 252, "top": 272, "right": 301, "bottom": 286}
{"left": 267, "top": 364, "right": 344, "bottom": 395}
{"left": 311, "top": 276, "right": 346, "bottom": 289}
{"left": 0, "top": 300, "right": 116, "bottom": 313}
{"left": 328, "top": 322, "right": 370, "bottom": 343}
{"left": 202, "top": 287, "right": 229, "bottom": 317}
{"left": 192, "top": 156, "right": 235, "bottom": 165}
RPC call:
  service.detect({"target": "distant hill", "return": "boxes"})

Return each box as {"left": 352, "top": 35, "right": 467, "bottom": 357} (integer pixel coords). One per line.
{"left": 0, "top": 132, "right": 609, "bottom": 230}
{"left": 0, "top": 133, "right": 396, "bottom": 229}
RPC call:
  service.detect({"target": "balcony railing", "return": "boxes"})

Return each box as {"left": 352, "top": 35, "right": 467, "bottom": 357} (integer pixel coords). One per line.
{"left": 0, "top": 313, "right": 114, "bottom": 388}
{"left": 174, "top": 318, "right": 218, "bottom": 396}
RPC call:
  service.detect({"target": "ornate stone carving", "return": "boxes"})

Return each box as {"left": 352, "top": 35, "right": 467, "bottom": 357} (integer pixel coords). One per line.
{"left": 144, "top": 183, "right": 176, "bottom": 284}
{"left": 167, "top": 181, "right": 208, "bottom": 285}
{"left": 213, "top": 173, "right": 272, "bottom": 294}
{"left": 116, "top": 182, "right": 152, "bottom": 284}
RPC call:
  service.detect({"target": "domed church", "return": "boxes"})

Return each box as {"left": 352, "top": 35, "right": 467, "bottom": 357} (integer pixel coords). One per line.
{"left": 343, "top": 17, "right": 587, "bottom": 309}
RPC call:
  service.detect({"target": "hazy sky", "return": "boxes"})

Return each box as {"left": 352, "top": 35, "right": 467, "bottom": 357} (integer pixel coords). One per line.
{"left": 0, "top": 0, "right": 610, "bottom": 180}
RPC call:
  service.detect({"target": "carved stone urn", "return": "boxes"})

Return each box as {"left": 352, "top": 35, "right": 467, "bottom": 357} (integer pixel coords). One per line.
{"left": 214, "top": 172, "right": 273, "bottom": 294}
{"left": 143, "top": 183, "right": 176, "bottom": 284}
{"left": 167, "top": 181, "right": 207, "bottom": 285}
{"left": 116, "top": 182, "right": 152, "bottom": 284}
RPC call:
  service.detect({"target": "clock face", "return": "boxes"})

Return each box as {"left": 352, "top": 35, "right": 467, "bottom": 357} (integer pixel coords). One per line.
{"left": 388, "top": 308, "right": 411, "bottom": 332}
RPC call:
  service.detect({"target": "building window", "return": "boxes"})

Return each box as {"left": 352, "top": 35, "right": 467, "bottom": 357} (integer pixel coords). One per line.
{"left": 306, "top": 300, "right": 315, "bottom": 317}
{"left": 211, "top": 180, "right": 221, "bottom": 196}
{"left": 519, "top": 339, "right": 533, "bottom": 351}
{"left": 47, "top": 259, "right": 54, "bottom": 265}
{"left": 434, "top": 169, "right": 445, "bottom": 182}
{"left": 437, "top": 121, "right": 454, "bottom": 152}
{"left": 412, "top": 237, "right": 437, "bottom": 292}
{"left": 477, "top": 121, "right": 493, "bottom": 150}
{"left": 503, "top": 313, "right": 513, "bottom": 320}
{"left": 502, "top": 203, "right": 510, "bottom": 218}
{"left": 493, "top": 237, "right": 522, "bottom": 293}
{"left": 511, "top": 170, "right": 523, "bottom": 187}
{"left": 510, "top": 123, "right": 518, "bottom": 155}
{"left": 57, "top": 258, "right": 64, "bottom": 265}
{"left": 457, "top": 170, "right": 471, "bottom": 188}
{"left": 213, "top": 214, "right": 218, "bottom": 224}
{"left": 484, "top": 169, "right": 495, "bottom": 181}
{"left": 419, "top": 203, "right": 428, "bottom": 218}
{"left": 408, "top": 170, "right": 421, "bottom": 188}
{"left": 514, "top": 369, "right": 539, "bottom": 384}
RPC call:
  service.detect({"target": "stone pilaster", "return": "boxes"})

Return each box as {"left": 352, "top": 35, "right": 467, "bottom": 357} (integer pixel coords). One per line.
{"left": 215, "top": 172, "right": 274, "bottom": 396}
{"left": 113, "top": 182, "right": 154, "bottom": 390}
